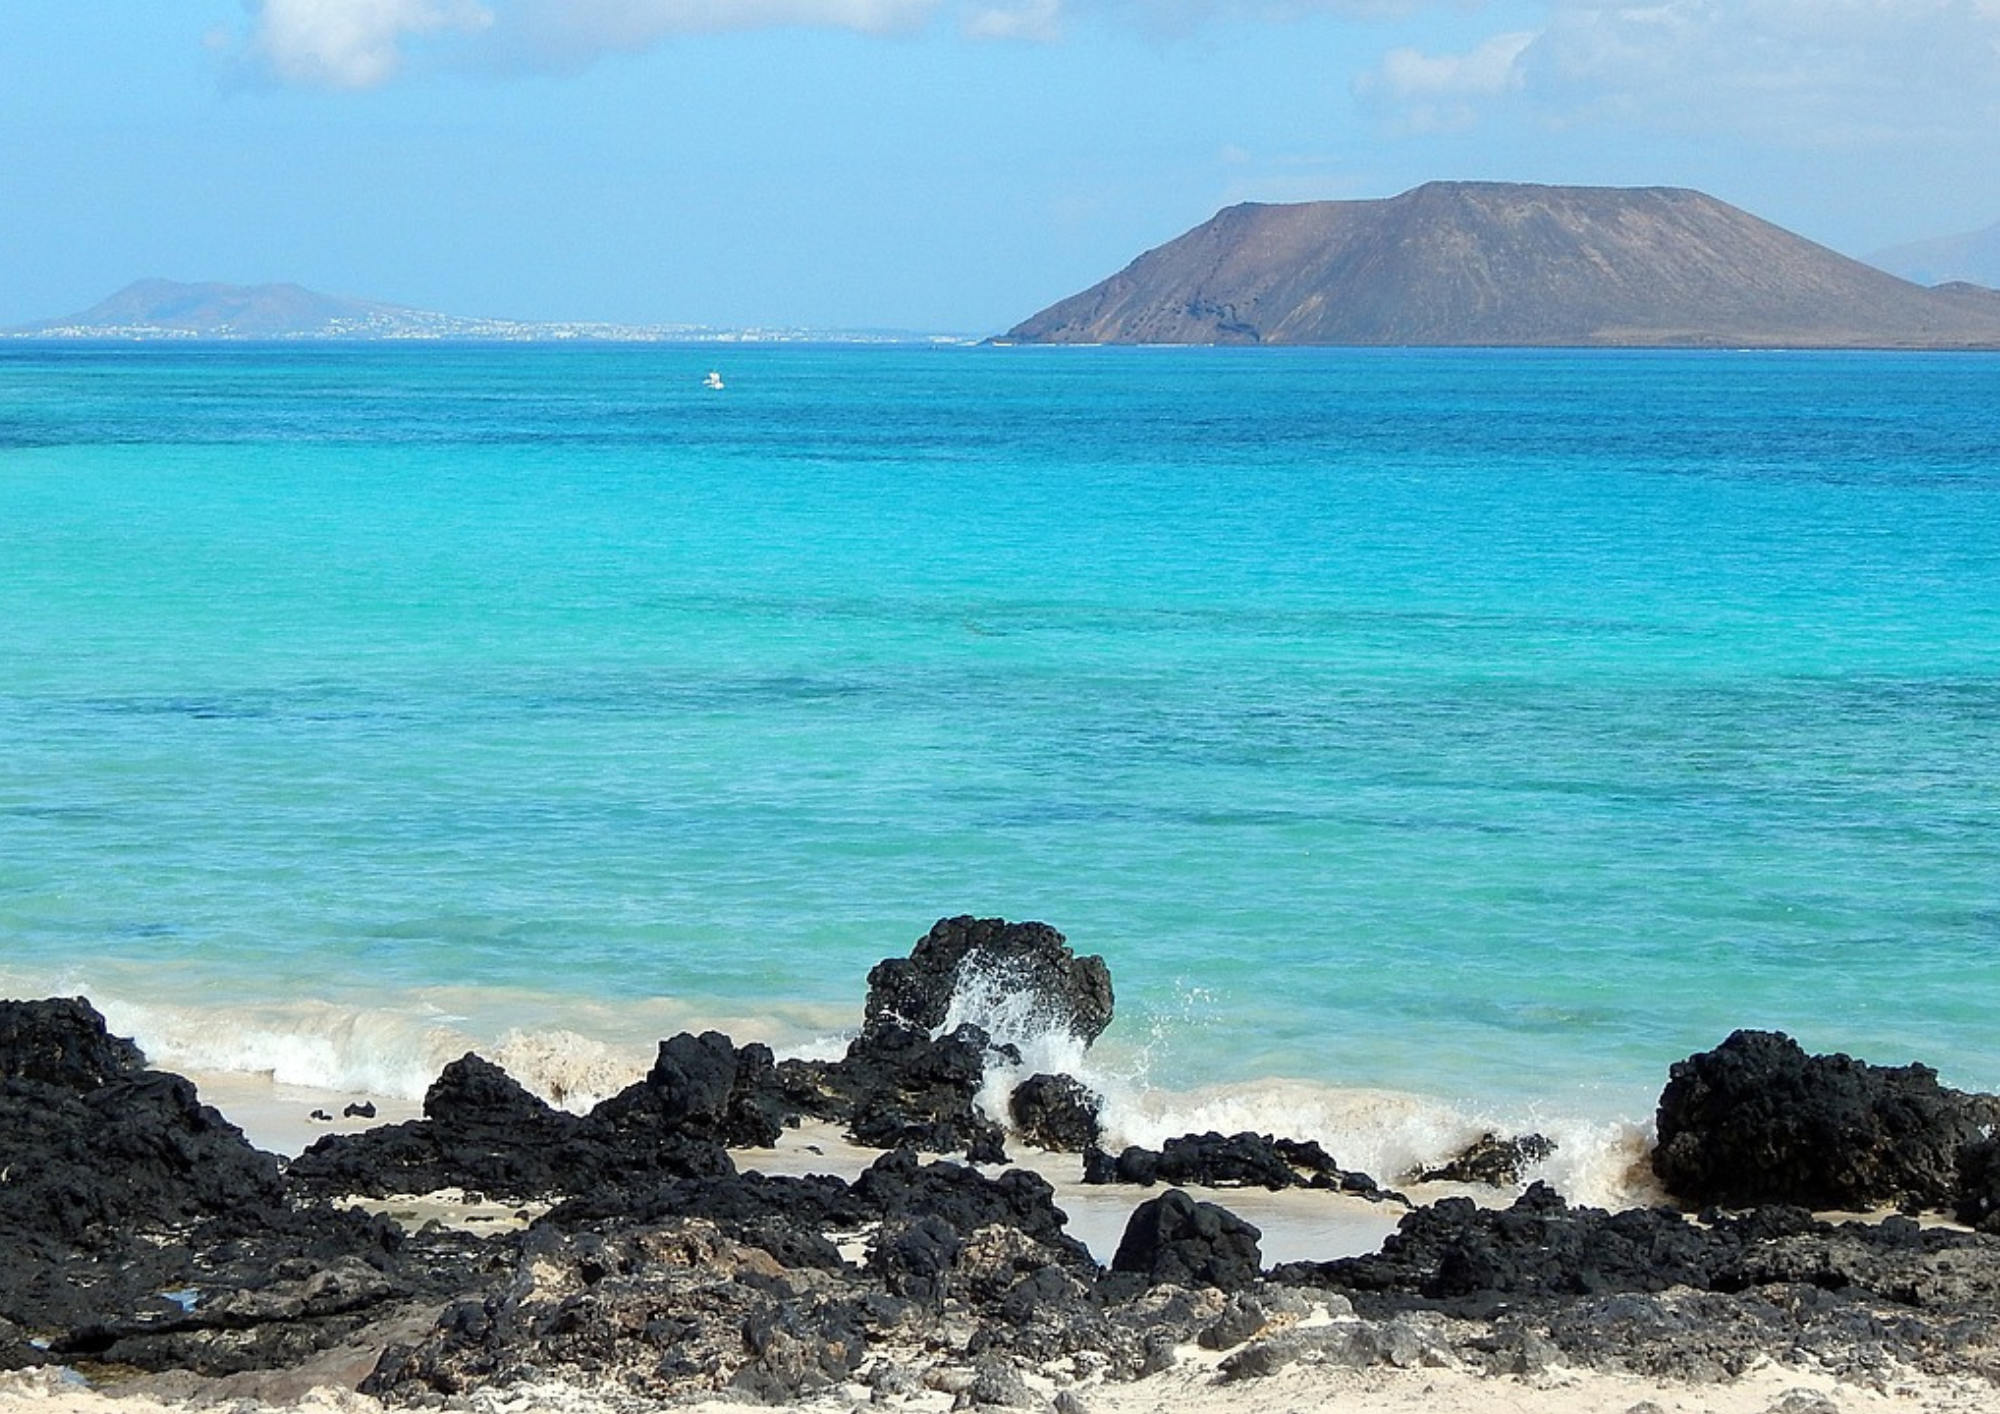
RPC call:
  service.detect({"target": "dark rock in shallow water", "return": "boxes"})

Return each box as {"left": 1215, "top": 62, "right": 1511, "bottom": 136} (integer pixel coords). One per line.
{"left": 1410, "top": 1131, "right": 1556, "bottom": 1188}
{"left": 770, "top": 915, "right": 1119, "bottom": 1164}
{"left": 864, "top": 914, "right": 1114, "bottom": 1045}
{"left": 1009, "top": 1072, "right": 1102, "bottom": 1152}
{"left": 1111, "top": 1188, "right": 1263, "bottom": 1291}
{"left": 1652, "top": 1030, "right": 2000, "bottom": 1212}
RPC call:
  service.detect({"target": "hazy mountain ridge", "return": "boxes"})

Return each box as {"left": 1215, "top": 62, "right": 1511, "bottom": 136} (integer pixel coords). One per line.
{"left": 1006, "top": 183, "right": 2000, "bottom": 348}
{"left": 1869, "top": 220, "right": 2000, "bottom": 289}
{"left": 6, "top": 279, "right": 965, "bottom": 344}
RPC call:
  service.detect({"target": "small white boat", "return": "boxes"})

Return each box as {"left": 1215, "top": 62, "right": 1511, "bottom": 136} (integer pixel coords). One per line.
{"left": 703, "top": 370, "right": 725, "bottom": 390}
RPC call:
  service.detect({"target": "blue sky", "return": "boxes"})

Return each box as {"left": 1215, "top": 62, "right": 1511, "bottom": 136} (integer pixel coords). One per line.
{"left": 5, "top": 1, "right": 1999, "bottom": 332}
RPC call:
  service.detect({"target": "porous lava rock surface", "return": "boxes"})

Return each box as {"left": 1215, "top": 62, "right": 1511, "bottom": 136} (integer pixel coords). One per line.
{"left": 1651, "top": 1029, "right": 2000, "bottom": 1211}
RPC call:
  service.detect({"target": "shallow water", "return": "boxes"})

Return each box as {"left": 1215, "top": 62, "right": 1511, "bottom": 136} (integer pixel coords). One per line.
{"left": 4, "top": 341, "right": 1996, "bottom": 1199}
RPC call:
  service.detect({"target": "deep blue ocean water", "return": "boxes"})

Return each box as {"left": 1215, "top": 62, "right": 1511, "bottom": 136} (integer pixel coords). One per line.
{"left": 3, "top": 341, "right": 1997, "bottom": 1190}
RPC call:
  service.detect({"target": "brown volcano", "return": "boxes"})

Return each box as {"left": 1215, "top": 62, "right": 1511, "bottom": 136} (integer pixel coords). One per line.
{"left": 1005, "top": 182, "right": 2000, "bottom": 348}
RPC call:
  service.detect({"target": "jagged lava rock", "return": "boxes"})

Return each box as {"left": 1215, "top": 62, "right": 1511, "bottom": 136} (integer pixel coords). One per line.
{"left": 364, "top": 1218, "right": 873, "bottom": 1405}
{"left": 287, "top": 1053, "right": 589, "bottom": 1201}
{"left": 863, "top": 915, "right": 1113, "bottom": 1044}
{"left": 0, "top": 999, "right": 485, "bottom": 1376}
{"left": 0, "top": 996, "right": 147, "bottom": 1087}
{"left": 584, "top": 1028, "right": 787, "bottom": 1151}
{"left": 1111, "top": 1188, "right": 1264, "bottom": 1291}
{"left": 780, "top": 1021, "right": 1015, "bottom": 1163}
{"left": 1009, "top": 1072, "right": 1102, "bottom": 1152}
{"left": 1652, "top": 1029, "right": 2000, "bottom": 1212}
{"left": 0, "top": 999, "right": 285, "bottom": 1247}
{"left": 290, "top": 1034, "right": 783, "bottom": 1203}
{"left": 1085, "top": 1130, "right": 1397, "bottom": 1200}
{"left": 1410, "top": 1131, "right": 1557, "bottom": 1187}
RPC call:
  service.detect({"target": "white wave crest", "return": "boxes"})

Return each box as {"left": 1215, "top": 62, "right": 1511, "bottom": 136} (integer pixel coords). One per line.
{"left": 490, "top": 1028, "right": 647, "bottom": 1112}
{"left": 96, "top": 996, "right": 465, "bottom": 1102}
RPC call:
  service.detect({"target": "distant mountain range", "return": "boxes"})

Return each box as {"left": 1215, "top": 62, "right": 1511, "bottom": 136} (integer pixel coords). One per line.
{"left": 1005, "top": 183, "right": 2000, "bottom": 348}
{"left": 1869, "top": 219, "right": 2000, "bottom": 290}
{"left": 5, "top": 279, "right": 962, "bottom": 344}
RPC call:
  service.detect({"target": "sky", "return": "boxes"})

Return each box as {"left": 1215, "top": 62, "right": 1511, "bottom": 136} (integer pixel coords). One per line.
{"left": 4, "top": 1, "right": 2000, "bottom": 333}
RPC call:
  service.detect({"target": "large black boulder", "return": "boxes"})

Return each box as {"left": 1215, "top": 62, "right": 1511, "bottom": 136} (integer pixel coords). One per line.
{"left": 768, "top": 917, "right": 1120, "bottom": 1164}
{"left": 863, "top": 915, "right": 1114, "bottom": 1045}
{"left": 1110, "top": 1187, "right": 1264, "bottom": 1291}
{"left": 1651, "top": 1030, "right": 2000, "bottom": 1212}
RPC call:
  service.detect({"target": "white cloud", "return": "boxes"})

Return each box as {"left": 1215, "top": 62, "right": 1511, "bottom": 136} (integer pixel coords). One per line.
{"left": 242, "top": 0, "right": 494, "bottom": 89}
{"left": 230, "top": 0, "right": 939, "bottom": 87}
{"left": 1360, "top": 1, "right": 2000, "bottom": 143}
{"left": 963, "top": 0, "right": 1065, "bottom": 41}
{"left": 227, "top": 0, "right": 1436, "bottom": 83}
{"left": 1356, "top": 29, "right": 1531, "bottom": 131}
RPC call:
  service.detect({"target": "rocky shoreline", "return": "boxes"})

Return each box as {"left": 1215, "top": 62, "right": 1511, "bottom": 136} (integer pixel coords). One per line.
{"left": 7, "top": 915, "right": 2000, "bottom": 1411}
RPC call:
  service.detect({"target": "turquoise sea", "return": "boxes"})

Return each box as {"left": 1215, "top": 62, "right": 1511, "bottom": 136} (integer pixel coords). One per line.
{"left": 3, "top": 342, "right": 1997, "bottom": 1196}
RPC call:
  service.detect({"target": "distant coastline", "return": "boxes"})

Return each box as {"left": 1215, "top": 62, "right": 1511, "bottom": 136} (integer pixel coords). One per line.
{"left": 3, "top": 278, "right": 978, "bottom": 345}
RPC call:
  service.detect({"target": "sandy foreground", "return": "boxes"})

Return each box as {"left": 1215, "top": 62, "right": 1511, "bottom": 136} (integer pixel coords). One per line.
{"left": 2, "top": 1338, "right": 1992, "bottom": 1414}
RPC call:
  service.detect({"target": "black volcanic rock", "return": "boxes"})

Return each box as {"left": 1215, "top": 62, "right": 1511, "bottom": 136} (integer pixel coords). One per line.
{"left": 1651, "top": 1030, "right": 2000, "bottom": 1213}
{"left": 0, "top": 1000, "right": 489, "bottom": 1375}
{"left": 1006, "top": 182, "right": 2000, "bottom": 348}
{"left": 1009, "top": 1072, "right": 1102, "bottom": 1152}
{"left": 1084, "top": 1130, "right": 1396, "bottom": 1200}
{"left": 863, "top": 914, "right": 1114, "bottom": 1045}
{"left": 0, "top": 1002, "right": 287, "bottom": 1251}
{"left": 587, "top": 1029, "right": 788, "bottom": 1152}
{"left": 287, "top": 1053, "right": 592, "bottom": 1201}
{"left": 26, "top": 987, "right": 2000, "bottom": 1401}
{"left": 0, "top": 997, "right": 148, "bottom": 1087}
{"left": 1411, "top": 1132, "right": 1558, "bottom": 1188}
{"left": 287, "top": 1042, "right": 769, "bottom": 1203}
{"left": 1111, "top": 1188, "right": 1264, "bottom": 1291}
{"left": 771, "top": 915, "right": 1116, "bottom": 1163}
